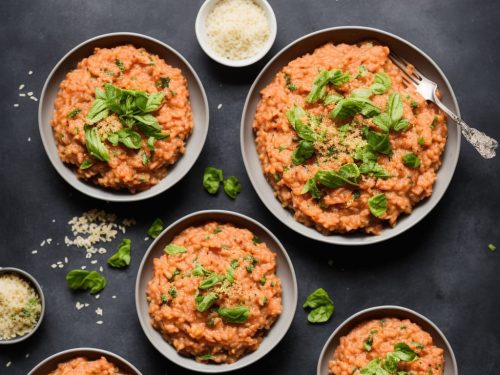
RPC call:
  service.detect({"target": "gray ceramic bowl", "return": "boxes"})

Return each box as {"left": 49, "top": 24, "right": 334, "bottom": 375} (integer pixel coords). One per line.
{"left": 39, "top": 32, "right": 209, "bottom": 202}
{"left": 135, "top": 210, "right": 298, "bottom": 373}
{"left": 317, "top": 306, "right": 458, "bottom": 375}
{"left": 0, "top": 267, "right": 45, "bottom": 345}
{"left": 240, "top": 26, "right": 460, "bottom": 245}
{"left": 28, "top": 347, "right": 141, "bottom": 374}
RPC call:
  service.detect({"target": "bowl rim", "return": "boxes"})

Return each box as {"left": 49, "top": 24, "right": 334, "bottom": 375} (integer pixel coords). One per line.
{"left": 316, "top": 305, "right": 458, "bottom": 375}
{"left": 38, "top": 31, "right": 209, "bottom": 202}
{"left": 135, "top": 209, "right": 298, "bottom": 373}
{"left": 27, "top": 347, "right": 142, "bottom": 375}
{"left": 240, "top": 25, "right": 461, "bottom": 246}
{"left": 195, "top": 0, "right": 277, "bottom": 67}
{"left": 0, "top": 267, "right": 45, "bottom": 345}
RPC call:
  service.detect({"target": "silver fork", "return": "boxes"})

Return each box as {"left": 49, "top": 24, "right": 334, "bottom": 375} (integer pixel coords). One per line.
{"left": 389, "top": 52, "right": 498, "bottom": 159}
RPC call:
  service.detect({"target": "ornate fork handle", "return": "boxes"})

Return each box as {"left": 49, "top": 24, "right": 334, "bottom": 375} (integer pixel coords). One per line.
{"left": 433, "top": 92, "right": 498, "bottom": 159}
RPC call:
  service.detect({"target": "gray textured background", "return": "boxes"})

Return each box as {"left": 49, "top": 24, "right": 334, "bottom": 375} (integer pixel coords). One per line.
{"left": 1, "top": 0, "right": 499, "bottom": 374}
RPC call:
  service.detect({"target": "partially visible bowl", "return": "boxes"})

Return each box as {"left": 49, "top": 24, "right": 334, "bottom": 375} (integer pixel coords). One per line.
{"left": 317, "top": 305, "right": 458, "bottom": 375}
{"left": 240, "top": 26, "right": 461, "bottom": 245}
{"left": 195, "top": 0, "right": 277, "bottom": 67}
{"left": 0, "top": 267, "right": 45, "bottom": 345}
{"left": 39, "top": 32, "right": 209, "bottom": 202}
{"left": 135, "top": 210, "right": 297, "bottom": 373}
{"left": 28, "top": 347, "right": 141, "bottom": 375}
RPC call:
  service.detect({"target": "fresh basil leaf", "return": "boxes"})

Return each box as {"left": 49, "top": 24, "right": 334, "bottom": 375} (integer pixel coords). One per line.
{"left": 252, "top": 236, "right": 263, "bottom": 245}
{"left": 226, "top": 267, "right": 235, "bottom": 283}
{"left": 323, "top": 92, "right": 343, "bottom": 105}
{"left": 156, "top": 77, "right": 170, "bottom": 88}
{"left": 286, "top": 105, "right": 322, "bottom": 141}
{"left": 308, "top": 304, "right": 334, "bottom": 323}
{"left": 198, "top": 354, "right": 213, "bottom": 360}
{"left": 147, "top": 136, "right": 155, "bottom": 151}
{"left": 103, "top": 83, "right": 123, "bottom": 114}
{"left": 84, "top": 125, "right": 109, "bottom": 162}
{"left": 86, "top": 98, "right": 109, "bottom": 124}
{"left": 79, "top": 160, "right": 93, "bottom": 169}
{"left": 147, "top": 218, "right": 164, "bottom": 239}
{"left": 139, "top": 149, "right": 150, "bottom": 166}
{"left": 393, "top": 118, "right": 409, "bottom": 131}
{"left": 66, "top": 270, "right": 106, "bottom": 294}
{"left": 402, "top": 152, "right": 421, "bottom": 168}
{"left": 387, "top": 93, "right": 403, "bottom": 124}
{"left": 169, "top": 287, "right": 177, "bottom": 298}
{"left": 360, "top": 359, "right": 387, "bottom": 375}
{"left": 199, "top": 273, "right": 224, "bottom": 289}
{"left": 217, "top": 306, "right": 249, "bottom": 323}
{"left": 370, "top": 72, "right": 392, "bottom": 94}
{"left": 351, "top": 88, "right": 372, "bottom": 99}
{"left": 331, "top": 97, "right": 381, "bottom": 120}
{"left": 372, "top": 113, "right": 392, "bottom": 132}
{"left": 315, "top": 163, "right": 360, "bottom": 188}
{"left": 363, "top": 330, "right": 378, "bottom": 352}
{"left": 354, "top": 145, "right": 378, "bottom": 163}
{"left": 286, "top": 104, "right": 307, "bottom": 127}
{"left": 230, "top": 259, "right": 239, "bottom": 268}
{"left": 115, "top": 58, "right": 125, "bottom": 72}
{"left": 303, "top": 287, "right": 333, "bottom": 309}
{"left": 368, "top": 193, "right": 387, "bottom": 217}
{"left": 108, "top": 129, "right": 142, "bottom": 149}
{"left": 356, "top": 65, "right": 368, "bottom": 78}
{"left": 307, "top": 70, "right": 350, "bottom": 103}
{"left": 365, "top": 128, "right": 392, "bottom": 155}
{"left": 192, "top": 262, "right": 212, "bottom": 277}
{"left": 393, "top": 342, "right": 418, "bottom": 362}
{"left": 283, "top": 73, "right": 297, "bottom": 91}
{"left": 107, "top": 238, "right": 131, "bottom": 268}
{"left": 301, "top": 177, "right": 322, "bottom": 200}
{"left": 164, "top": 244, "right": 187, "bottom": 255}
{"left": 292, "top": 140, "right": 315, "bottom": 165}
{"left": 68, "top": 108, "right": 81, "bottom": 118}
{"left": 303, "top": 288, "right": 334, "bottom": 324}
{"left": 223, "top": 176, "right": 241, "bottom": 199}
{"left": 383, "top": 353, "right": 400, "bottom": 373}
{"left": 359, "top": 161, "right": 392, "bottom": 178}
{"left": 143, "top": 92, "right": 164, "bottom": 113}
{"left": 203, "top": 167, "right": 223, "bottom": 194}
{"left": 195, "top": 293, "right": 218, "bottom": 312}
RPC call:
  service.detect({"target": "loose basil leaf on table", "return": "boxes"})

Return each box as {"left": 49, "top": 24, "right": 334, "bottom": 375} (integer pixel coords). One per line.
{"left": 107, "top": 238, "right": 132, "bottom": 268}
{"left": 203, "top": 167, "right": 223, "bottom": 194}
{"left": 223, "top": 176, "right": 241, "bottom": 199}
{"left": 147, "top": 218, "right": 164, "bottom": 239}
{"left": 303, "top": 288, "right": 334, "bottom": 323}
{"left": 66, "top": 269, "right": 106, "bottom": 294}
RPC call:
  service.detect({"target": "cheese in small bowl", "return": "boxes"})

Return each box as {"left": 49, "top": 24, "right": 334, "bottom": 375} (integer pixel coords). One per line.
{"left": 196, "top": 0, "right": 277, "bottom": 67}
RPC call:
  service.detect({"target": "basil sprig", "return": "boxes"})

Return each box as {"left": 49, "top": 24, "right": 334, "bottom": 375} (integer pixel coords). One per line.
{"left": 107, "top": 238, "right": 131, "bottom": 268}
{"left": 302, "top": 163, "right": 360, "bottom": 199}
{"left": 360, "top": 342, "right": 418, "bottom": 375}
{"left": 372, "top": 93, "right": 408, "bottom": 132}
{"left": 370, "top": 71, "right": 392, "bottom": 94}
{"left": 107, "top": 128, "right": 142, "bottom": 149}
{"left": 303, "top": 288, "right": 334, "bottom": 323}
{"left": 217, "top": 306, "right": 249, "bottom": 324}
{"left": 66, "top": 270, "right": 106, "bottom": 294}
{"left": 307, "top": 70, "right": 350, "bottom": 103}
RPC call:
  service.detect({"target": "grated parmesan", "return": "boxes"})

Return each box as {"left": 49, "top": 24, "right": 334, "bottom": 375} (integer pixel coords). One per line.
{"left": 205, "top": 0, "right": 270, "bottom": 60}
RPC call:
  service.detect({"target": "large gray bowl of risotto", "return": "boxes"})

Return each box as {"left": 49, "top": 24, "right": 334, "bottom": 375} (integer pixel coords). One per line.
{"left": 39, "top": 32, "right": 209, "bottom": 202}
{"left": 317, "top": 306, "right": 457, "bottom": 375}
{"left": 135, "top": 210, "right": 297, "bottom": 373}
{"left": 241, "top": 26, "right": 460, "bottom": 245}
{"left": 28, "top": 347, "right": 141, "bottom": 375}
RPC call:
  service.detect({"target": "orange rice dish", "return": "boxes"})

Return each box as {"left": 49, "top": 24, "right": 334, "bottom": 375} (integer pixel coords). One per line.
{"left": 51, "top": 45, "right": 193, "bottom": 192}
{"left": 146, "top": 222, "right": 282, "bottom": 363}
{"left": 329, "top": 318, "right": 444, "bottom": 375}
{"left": 48, "top": 356, "right": 129, "bottom": 375}
{"left": 253, "top": 42, "right": 447, "bottom": 234}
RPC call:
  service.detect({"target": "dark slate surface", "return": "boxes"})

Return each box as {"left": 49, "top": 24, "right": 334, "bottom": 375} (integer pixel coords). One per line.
{"left": 1, "top": 0, "right": 499, "bottom": 374}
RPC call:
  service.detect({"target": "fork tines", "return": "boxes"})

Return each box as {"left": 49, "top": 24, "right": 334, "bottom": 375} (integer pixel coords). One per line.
{"left": 389, "top": 52, "right": 422, "bottom": 84}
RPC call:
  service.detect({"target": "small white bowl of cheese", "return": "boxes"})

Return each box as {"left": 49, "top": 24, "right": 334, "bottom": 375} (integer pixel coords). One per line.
{"left": 195, "top": 0, "right": 277, "bottom": 67}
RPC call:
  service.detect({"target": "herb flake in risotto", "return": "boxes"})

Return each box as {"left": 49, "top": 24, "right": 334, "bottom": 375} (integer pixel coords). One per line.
{"left": 252, "top": 42, "right": 447, "bottom": 234}
{"left": 51, "top": 45, "right": 193, "bottom": 192}
{"left": 146, "top": 222, "right": 282, "bottom": 363}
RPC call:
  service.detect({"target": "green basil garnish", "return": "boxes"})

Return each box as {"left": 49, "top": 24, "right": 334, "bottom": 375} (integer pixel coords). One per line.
{"left": 351, "top": 88, "right": 372, "bottom": 99}
{"left": 387, "top": 93, "right": 403, "bottom": 125}
{"left": 169, "top": 287, "right": 177, "bottom": 298}
{"left": 195, "top": 293, "right": 218, "bottom": 312}
{"left": 203, "top": 167, "right": 223, "bottom": 194}
{"left": 283, "top": 73, "right": 297, "bottom": 91}
{"left": 107, "top": 238, "right": 131, "bottom": 268}
{"left": 370, "top": 71, "right": 392, "bottom": 94}
{"left": 393, "top": 342, "right": 418, "bottom": 361}
{"left": 303, "top": 288, "right": 334, "bottom": 323}
{"left": 164, "top": 244, "right": 187, "bottom": 255}
{"left": 252, "top": 236, "right": 263, "bottom": 245}
{"left": 68, "top": 108, "right": 81, "bottom": 118}
{"left": 192, "top": 262, "right": 212, "bottom": 277}
{"left": 301, "top": 177, "right": 322, "bottom": 200}
{"left": 84, "top": 125, "right": 109, "bottom": 162}
{"left": 217, "top": 306, "right": 249, "bottom": 323}
{"left": 223, "top": 176, "right": 242, "bottom": 199}
{"left": 330, "top": 97, "right": 381, "bottom": 120}
{"left": 323, "top": 92, "right": 344, "bottom": 105}
{"left": 156, "top": 77, "right": 170, "bottom": 88}
{"left": 368, "top": 193, "right": 387, "bottom": 218}
{"left": 199, "top": 274, "right": 224, "bottom": 289}
{"left": 402, "top": 152, "right": 421, "bottom": 168}
{"left": 115, "top": 59, "right": 125, "bottom": 72}
{"left": 359, "top": 161, "right": 392, "bottom": 178}
{"left": 363, "top": 330, "right": 378, "bottom": 352}
{"left": 66, "top": 269, "right": 106, "bottom": 294}
{"left": 364, "top": 127, "right": 392, "bottom": 155}
{"left": 107, "top": 128, "right": 142, "bottom": 149}
{"left": 307, "top": 70, "right": 350, "bottom": 103}
{"left": 79, "top": 160, "right": 93, "bottom": 169}
{"left": 292, "top": 140, "right": 315, "bottom": 165}
{"left": 198, "top": 354, "right": 213, "bottom": 360}
{"left": 359, "top": 342, "right": 418, "bottom": 375}
{"left": 286, "top": 105, "right": 323, "bottom": 142}
{"left": 147, "top": 218, "right": 164, "bottom": 239}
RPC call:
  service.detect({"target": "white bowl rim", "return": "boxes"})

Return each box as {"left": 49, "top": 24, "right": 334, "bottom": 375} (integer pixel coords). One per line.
{"left": 135, "top": 209, "right": 298, "bottom": 373}
{"left": 38, "top": 31, "right": 209, "bottom": 202}
{"left": 316, "top": 305, "right": 458, "bottom": 375}
{"left": 195, "top": 0, "right": 278, "bottom": 67}
{"left": 0, "top": 267, "right": 45, "bottom": 345}
{"left": 27, "top": 347, "right": 142, "bottom": 375}
{"left": 240, "top": 25, "right": 461, "bottom": 246}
